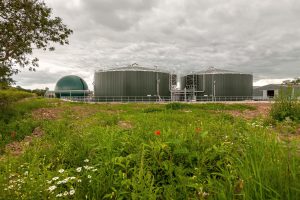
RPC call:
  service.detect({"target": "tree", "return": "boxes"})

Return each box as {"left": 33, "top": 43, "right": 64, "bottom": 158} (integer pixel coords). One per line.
{"left": 0, "top": 0, "right": 73, "bottom": 87}
{"left": 282, "top": 77, "right": 300, "bottom": 85}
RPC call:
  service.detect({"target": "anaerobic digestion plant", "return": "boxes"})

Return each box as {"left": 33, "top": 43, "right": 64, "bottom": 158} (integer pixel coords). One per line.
{"left": 53, "top": 65, "right": 253, "bottom": 101}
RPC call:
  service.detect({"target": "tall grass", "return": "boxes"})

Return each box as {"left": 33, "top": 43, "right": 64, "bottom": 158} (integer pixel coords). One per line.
{"left": 0, "top": 96, "right": 57, "bottom": 152}
{"left": 0, "top": 100, "right": 299, "bottom": 199}
{"left": 0, "top": 89, "right": 35, "bottom": 107}
{"left": 270, "top": 86, "right": 300, "bottom": 121}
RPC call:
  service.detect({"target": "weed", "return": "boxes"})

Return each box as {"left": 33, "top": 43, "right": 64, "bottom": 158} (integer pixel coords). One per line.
{"left": 0, "top": 99, "right": 299, "bottom": 199}
{"left": 270, "top": 86, "right": 300, "bottom": 121}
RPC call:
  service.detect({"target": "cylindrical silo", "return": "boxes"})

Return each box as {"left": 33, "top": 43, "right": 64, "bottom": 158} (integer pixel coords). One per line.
{"left": 183, "top": 67, "right": 253, "bottom": 98}
{"left": 94, "top": 64, "right": 171, "bottom": 97}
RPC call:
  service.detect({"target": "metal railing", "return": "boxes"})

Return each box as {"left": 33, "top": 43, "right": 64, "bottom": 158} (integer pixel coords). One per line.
{"left": 60, "top": 96, "right": 272, "bottom": 103}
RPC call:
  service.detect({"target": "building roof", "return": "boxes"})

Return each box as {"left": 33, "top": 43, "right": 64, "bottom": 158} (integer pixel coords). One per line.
{"left": 192, "top": 67, "right": 251, "bottom": 75}
{"left": 96, "top": 63, "right": 170, "bottom": 73}
{"left": 255, "top": 84, "right": 300, "bottom": 90}
{"left": 253, "top": 84, "right": 300, "bottom": 96}
{"left": 55, "top": 75, "right": 89, "bottom": 91}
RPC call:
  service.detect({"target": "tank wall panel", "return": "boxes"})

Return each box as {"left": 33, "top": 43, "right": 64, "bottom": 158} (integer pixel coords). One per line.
{"left": 185, "top": 74, "right": 253, "bottom": 97}
{"left": 94, "top": 71, "right": 170, "bottom": 96}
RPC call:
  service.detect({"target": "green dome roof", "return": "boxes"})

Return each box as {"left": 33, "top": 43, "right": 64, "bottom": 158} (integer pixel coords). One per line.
{"left": 55, "top": 75, "right": 88, "bottom": 97}
{"left": 55, "top": 75, "right": 88, "bottom": 91}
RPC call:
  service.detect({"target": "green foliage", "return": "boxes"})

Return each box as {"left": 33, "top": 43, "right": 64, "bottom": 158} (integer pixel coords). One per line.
{"left": 0, "top": 0, "right": 72, "bottom": 86}
{"left": 270, "top": 87, "right": 300, "bottom": 121}
{"left": 143, "top": 107, "right": 164, "bottom": 113}
{"left": 166, "top": 102, "right": 256, "bottom": 111}
{"left": 165, "top": 102, "right": 189, "bottom": 110}
{"left": 0, "top": 97, "right": 54, "bottom": 152}
{"left": 0, "top": 89, "right": 35, "bottom": 108}
{"left": 0, "top": 100, "right": 299, "bottom": 199}
{"left": 194, "top": 103, "right": 256, "bottom": 111}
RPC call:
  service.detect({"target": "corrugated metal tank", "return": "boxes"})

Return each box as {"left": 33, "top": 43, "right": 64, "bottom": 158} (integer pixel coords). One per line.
{"left": 55, "top": 75, "right": 89, "bottom": 97}
{"left": 94, "top": 65, "right": 170, "bottom": 96}
{"left": 184, "top": 67, "right": 253, "bottom": 97}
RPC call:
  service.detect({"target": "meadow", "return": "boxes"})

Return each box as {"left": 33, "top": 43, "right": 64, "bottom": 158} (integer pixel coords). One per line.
{"left": 0, "top": 93, "right": 299, "bottom": 199}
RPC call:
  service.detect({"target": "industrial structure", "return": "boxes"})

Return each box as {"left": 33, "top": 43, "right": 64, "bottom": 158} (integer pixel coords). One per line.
{"left": 253, "top": 84, "right": 300, "bottom": 100}
{"left": 54, "top": 75, "right": 89, "bottom": 97}
{"left": 94, "top": 63, "right": 171, "bottom": 99}
{"left": 51, "top": 65, "right": 257, "bottom": 102}
{"left": 170, "top": 67, "right": 253, "bottom": 101}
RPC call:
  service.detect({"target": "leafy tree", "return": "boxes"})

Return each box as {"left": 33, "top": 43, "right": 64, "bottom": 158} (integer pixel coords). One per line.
{"left": 282, "top": 77, "right": 300, "bottom": 85}
{"left": 0, "top": 0, "right": 73, "bottom": 87}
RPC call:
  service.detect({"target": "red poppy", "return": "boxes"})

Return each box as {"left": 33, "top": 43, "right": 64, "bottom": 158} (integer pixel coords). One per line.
{"left": 195, "top": 127, "right": 201, "bottom": 133}
{"left": 11, "top": 131, "right": 16, "bottom": 139}
{"left": 154, "top": 130, "right": 161, "bottom": 136}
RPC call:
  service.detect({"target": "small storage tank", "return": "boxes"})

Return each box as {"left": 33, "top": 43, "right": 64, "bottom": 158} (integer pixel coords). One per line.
{"left": 55, "top": 75, "right": 89, "bottom": 97}
{"left": 183, "top": 67, "right": 253, "bottom": 98}
{"left": 94, "top": 64, "right": 170, "bottom": 97}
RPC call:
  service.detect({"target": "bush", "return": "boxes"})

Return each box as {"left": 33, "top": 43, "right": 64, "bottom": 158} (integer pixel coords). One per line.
{"left": 0, "top": 89, "right": 35, "bottom": 108}
{"left": 165, "top": 102, "right": 191, "bottom": 110}
{"left": 270, "top": 86, "right": 300, "bottom": 121}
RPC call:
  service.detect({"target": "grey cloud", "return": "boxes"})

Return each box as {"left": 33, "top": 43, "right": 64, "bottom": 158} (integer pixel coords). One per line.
{"left": 14, "top": 0, "right": 300, "bottom": 89}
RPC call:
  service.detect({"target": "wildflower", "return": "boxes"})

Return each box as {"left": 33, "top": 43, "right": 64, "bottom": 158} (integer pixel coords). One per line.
{"left": 9, "top": 174, "right": 15, "bottom": 178}
{"left": 58, "top": 169, "right": 64, "bottom": 173}
{"left": 92, "top": 169, "right": 97, "bottom": 172}
{"left": 76, "top": 167, "right": 82, "bottom": 172}
{"left": 11, "top": 131, "right": 16, "bottom": 139}
{"left": 154, "top": 130, "right": 161, "bottom": 136}
{"left": 84, "top": 159, "right": 89, "bottom": 163}
{"left": 24, "top": 171, "right": 28, "bottom": 176}
{"left": 70, "top": 176, "right": 76, "bottom": 180}
{"left": 84, "top": 165, "right": 92, "bottom": 170}
{"left": 56, "top": 193, "right": 63, "bottom": 197}
{"left": 87, "top": 175, "right": 92, "bottom": 179}
{"left": 77, "top": 179, "right": 82, "bottom": 183}
{"left": 48, "top": 185, "right": 57, "bottom": 192}
{"left": 64, "top": 177, "right": 70, "bottom": 181}
{"left": 195, "top": 127, "right": 201, "bottom": 133}
{"left": 57, "top": 179, "right": 68, "bottom": 185}
{"left": 47, "top": 180, "right": 52, "bottom": 184}
{"left": 63, "top": 191, "right": 69, "bottom": 196}
{"left": 69, "top": 189, "right": 75, "bottom": 195}
{"left": 52, "top": 177, "right": 59, "bottom": 181}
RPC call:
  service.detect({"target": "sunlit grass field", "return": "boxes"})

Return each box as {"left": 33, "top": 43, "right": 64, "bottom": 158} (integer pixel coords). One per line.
{"left": 0, "top": 97, "right": 299, "bottom": 199}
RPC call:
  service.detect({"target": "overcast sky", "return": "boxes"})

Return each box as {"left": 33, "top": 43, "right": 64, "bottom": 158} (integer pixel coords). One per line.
{"left": 14, "top": 0, "right": 300, "bottom": 89}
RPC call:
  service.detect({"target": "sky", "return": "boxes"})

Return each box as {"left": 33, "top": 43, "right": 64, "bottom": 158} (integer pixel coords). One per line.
{"left": 13, "top": 0, "right": 300, "bottom": 90}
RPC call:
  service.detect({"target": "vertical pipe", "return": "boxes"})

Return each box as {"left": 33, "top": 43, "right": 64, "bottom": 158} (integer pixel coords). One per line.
{"left": 213, "top": 80, "right": 216, "bottom": 102}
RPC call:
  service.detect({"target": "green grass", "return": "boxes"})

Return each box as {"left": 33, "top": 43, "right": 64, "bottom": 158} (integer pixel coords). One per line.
{"left": 0, "top": 89, "right": 35, "bottom": 106}
{"left": 0, "top": 96, "right": 59, "bottom": 153}
{"left": 0, "top": 99, "right": 299, "bottom": 199}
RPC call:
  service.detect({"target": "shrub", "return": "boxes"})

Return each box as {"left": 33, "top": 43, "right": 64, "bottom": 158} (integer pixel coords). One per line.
{"left": 143, "top": 107, "right": 164, "bottom": 113}
{"left": 165, "top": 102, "right": 190, "bottom": 110}
{"left": 270, "top": 86, "right": 300, "bottom": 121}
{"left": 0, "top": 89, "right": 35, "bottom": 108}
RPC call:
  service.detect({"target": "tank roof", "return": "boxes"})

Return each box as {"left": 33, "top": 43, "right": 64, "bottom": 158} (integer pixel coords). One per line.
{"left": 96, "top": 63, "right": 170, "bottom": 73}
{"left": 55, "top": 75, "right": 88, "bottom": 91}
{"left": 192, "top": 67, "right": 251, "bottom": 75}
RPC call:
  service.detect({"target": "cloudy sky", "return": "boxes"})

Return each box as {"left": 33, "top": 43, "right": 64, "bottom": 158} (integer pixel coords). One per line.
{"left": 14, "top": 0, "right": 300, "bottom": 89}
